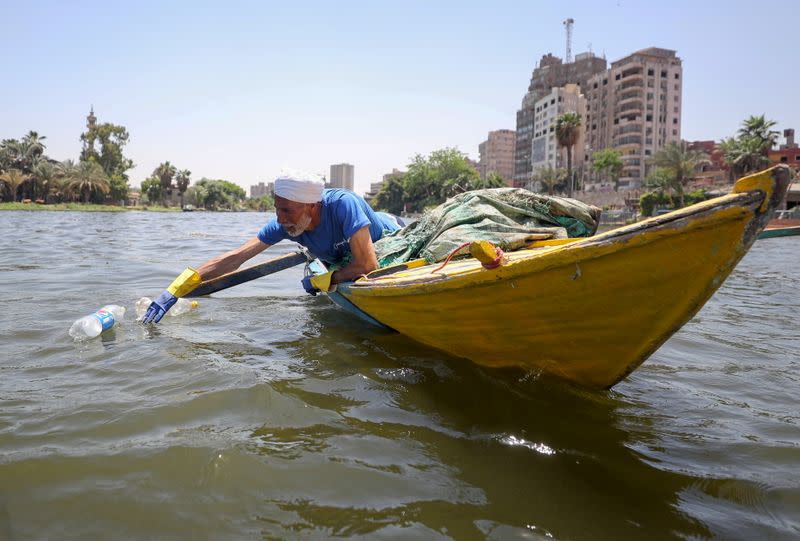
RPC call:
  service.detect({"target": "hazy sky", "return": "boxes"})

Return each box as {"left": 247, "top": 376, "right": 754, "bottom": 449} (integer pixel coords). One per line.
{"left": 3, "top": 1, "right": 796, "bottom": 194}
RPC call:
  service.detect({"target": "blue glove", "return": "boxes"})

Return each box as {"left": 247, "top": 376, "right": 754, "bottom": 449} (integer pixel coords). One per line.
{"left": 141, "top": 290, "right": 178, "bottom": 324}
{"left": 301, "top": 275, "right": 318, "bottom": 296}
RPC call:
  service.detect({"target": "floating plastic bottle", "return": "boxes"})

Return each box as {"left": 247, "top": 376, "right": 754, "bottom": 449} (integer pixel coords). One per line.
{"left": 135, "top": 297, "right": 199, "bottom": 320}
{"left": 69, "top": 305, "right": 126, "bottom": 340}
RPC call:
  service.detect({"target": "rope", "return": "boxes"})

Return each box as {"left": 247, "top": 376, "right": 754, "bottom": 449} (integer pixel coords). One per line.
{"left": 431, "top": 242, "right": 471, "bottom": 273}
{"left": 482, "top": 247, "right": 505, "bottom": 269}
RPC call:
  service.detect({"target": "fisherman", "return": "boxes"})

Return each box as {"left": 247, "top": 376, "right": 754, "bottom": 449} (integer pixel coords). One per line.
{"left": 140, "top": 169, "right": 403, "bottom": 324}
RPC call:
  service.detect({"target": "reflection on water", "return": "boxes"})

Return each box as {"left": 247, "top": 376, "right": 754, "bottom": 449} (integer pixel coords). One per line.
{"left": 0, "top": 212, "right": 798, "bottom": 539}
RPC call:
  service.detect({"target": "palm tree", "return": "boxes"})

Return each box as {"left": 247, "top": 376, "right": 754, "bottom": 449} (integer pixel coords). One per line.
{"left": 175, "top": 169, "right": 191, "bottom": 208}
{"left": 153, "top": 161, "right": 177, "bottom": 206}
{"left": 532, "top": 166, "right": 567, "bottom": 195}
{"left": 22, "top": 131, "right": 47, "bottom": 158}
{"left": 720, "top": 136, "right": 770, "bottom": 179}
{"left": 591, "top": 148, "right": 624, "bottom": 191}
{"left": 652, "top": 142, "right": 709, "bottom": 207}
{"left": 66, "top": 160, "right": 110, "bottom": 203}
{"left": 0, "top": 169, "right": 29, "bottom": 202}
{"left": 555, "top": 112, "right": 582, "bottom": 197}
{"left": 738, "top": 115, "right": 778, "bottom": 152}
{"left": 31, "top": 161, "right": 57, "bottom": 201}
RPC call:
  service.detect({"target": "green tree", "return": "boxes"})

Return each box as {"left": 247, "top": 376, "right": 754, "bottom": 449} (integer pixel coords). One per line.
{"left": 175, "top": 169, "right": 191, "bottom": 208}
{"left": 720, "top": 136, "right": 771, "bottom": 178}
{"left": 141, "top": 177, "right": 162, "bottom": 205}
{"left": 532, "top": 166, "right": 567, "bottom": 195}
{"left": 402, "top": 148, "right": 481, "bottom": 212}
{"left": 185, "top": 184, "right": 208, "bottom": 208}
{"left": 738, "top": 115, "right": 779, "bottom": 151}
{"left": 373, "top": 175, "right": 407, "bottom": 214}
{"left": 555, "top": 112, "right": 582, "bottom": 197}
{"left": 194, "top": 178, "right": 245, "bottom": 210}
{"left": 153, "top": 161, "right": 177, "bottom": 206}
{"left": 591, "top": 148, "right": 624, "bottom": 191}
{"left": 109, "top": 174, "right": 130, "bottom": 203}
{"left": 643, "top": 166, "right": 673, "bottom": 193}
{"left": 651, "top": 142, "right": 709, "bottom": 207}
{"left": 719, "top": 115, "right": 779, "bottom": 180}
{"left": 483, "top": 172, "right": 508, "bottom": 189}
{"left": 0, "top": 169, "right": 29, "bottom": 202}
{"left": 80, "top": 122, "right": 134, "bottom": 179}
{"left": 0, "top": 137, "right": 43, "bottom": 175}
{"left": 65, "top": 160, "right": 110, "bottom": 203}
{"left": 31, "top": 161, "right": 57, "bottom": 201}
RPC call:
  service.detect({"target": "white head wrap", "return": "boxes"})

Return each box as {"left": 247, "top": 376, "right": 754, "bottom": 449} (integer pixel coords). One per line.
{"left": 274, "top": 168, "right": 324, "bottom": 204}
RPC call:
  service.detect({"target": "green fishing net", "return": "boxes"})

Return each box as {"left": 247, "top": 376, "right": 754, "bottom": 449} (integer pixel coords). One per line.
{"left": 374, "top": 188, "right": 601, "bottom": 267}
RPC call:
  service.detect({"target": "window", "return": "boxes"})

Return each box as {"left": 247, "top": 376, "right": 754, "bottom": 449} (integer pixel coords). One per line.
{"left": 593, "top": 82, "right": 598, "bottom": 89}
{"left": 674, "top": 73, "right": 680, "bottom": 79}
{"left": 673, "top": 118, "right": 678, "bottom": 124}
{"left": 615, "top": 74, "right": 621, "bottom": 80}
{"left": 672, "top": 129, "right": 678, "bottom": 136}
{"left": 674, "top": 84, "right": 679, "bottom": 91}
{"left": 551, "top": 99, "right": 555, "bottom": 105}
{"left": 603, "top": 78, "right": 608, "bottom": 85}
{"left": 780, "top": 156, "right": 788, "bottom": 162}
{"left": 647, "top": 68, "right": 654, "bottom": 76}
{"left": 661, "top": 70, "right": 667, "bottom": 77}
{"left": 645, "top": 150, "right": 651, "bottom": 156}
{"left": 647, "top": 92, "right": 654, "bottom": 100}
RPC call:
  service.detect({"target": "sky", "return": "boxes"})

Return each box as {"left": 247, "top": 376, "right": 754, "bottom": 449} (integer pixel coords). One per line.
{"left": 2, "top": 0, "right": 797, "bottom": 195}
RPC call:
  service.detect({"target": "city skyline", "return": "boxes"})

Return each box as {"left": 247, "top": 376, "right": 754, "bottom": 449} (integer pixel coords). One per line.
{"left": 3, "top": 1, "right": 797, "bottom": 195}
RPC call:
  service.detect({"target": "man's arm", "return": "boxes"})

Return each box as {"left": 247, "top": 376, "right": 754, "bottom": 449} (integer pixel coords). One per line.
{"left": 331, "top": 226, "right": 378, "bottom": 284}
{"left": 196, "top": 236, "right": 270, "bottom": 280}
{"left": 141, "top": 236, "right": 270, "bottom": 324}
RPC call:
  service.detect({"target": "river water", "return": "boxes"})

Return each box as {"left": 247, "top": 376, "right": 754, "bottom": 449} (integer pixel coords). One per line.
{"left": 0, "top": 211, "right": 797, "bottom": 540}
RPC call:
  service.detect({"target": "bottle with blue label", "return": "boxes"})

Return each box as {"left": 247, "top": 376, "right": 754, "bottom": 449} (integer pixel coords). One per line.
{"left": 69, "top": 305, "right": 126, "bottom": 340}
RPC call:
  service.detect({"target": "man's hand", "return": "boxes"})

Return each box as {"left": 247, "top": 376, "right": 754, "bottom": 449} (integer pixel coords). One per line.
{"left": 301, "top": 275, "right": 318, "bottom": 296}
{"left": 141, "top": 267, "right": 201, "bottom": 324}
{"left": 301, "top": 271, "right": 335, "bottom": 296}
{"left": 141, "top": 290, "right": 178, "bottom": 323}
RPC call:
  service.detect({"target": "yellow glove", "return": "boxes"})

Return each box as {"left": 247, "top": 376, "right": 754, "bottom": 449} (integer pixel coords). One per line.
{"left": 302, "top": 271, "right": 336, "bottom": 295}
{"left": 166, "top": 267, "right": 202, "bottom": 298}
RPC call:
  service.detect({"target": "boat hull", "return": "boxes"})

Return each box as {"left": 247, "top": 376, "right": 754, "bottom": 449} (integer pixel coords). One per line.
{"left": 332, "top": 167, "right": 791, "bottom": 389}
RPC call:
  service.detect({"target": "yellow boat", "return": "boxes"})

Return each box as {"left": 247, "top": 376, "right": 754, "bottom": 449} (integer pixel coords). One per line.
{"left": 319, "top": 166, "right": 791, "bottom": 389}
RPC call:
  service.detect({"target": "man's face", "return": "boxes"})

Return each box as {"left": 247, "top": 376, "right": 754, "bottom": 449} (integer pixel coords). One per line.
{"left": 275, "top": 196, "right": 313, "bottom": 237}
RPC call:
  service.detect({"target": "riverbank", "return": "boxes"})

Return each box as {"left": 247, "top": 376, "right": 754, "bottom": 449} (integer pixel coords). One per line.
{"left": 0, "top": 202, "right": 181, "bottom": 212}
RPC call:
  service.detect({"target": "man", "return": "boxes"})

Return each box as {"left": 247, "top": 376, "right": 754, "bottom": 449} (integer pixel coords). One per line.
{"left": 141, "top": 169, "right": 402, "bottom": 324}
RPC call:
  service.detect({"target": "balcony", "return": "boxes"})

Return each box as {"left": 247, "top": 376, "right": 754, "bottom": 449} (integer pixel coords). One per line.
{"left": 620, "top": 67, "right": 644, "bottom": 80}
{"left": 615, "top": 135, "right": 643, "bottom": 147}
{"left": 619, "top": 79, "right": 644, "bottom": 92}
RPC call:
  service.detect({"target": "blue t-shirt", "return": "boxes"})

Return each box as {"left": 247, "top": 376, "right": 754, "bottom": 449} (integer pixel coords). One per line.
{"left": 257, "top": 189, "right": 400, "bottom": 264}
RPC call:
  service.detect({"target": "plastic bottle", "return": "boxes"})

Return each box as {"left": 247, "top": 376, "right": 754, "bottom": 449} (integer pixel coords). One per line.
{"left": 69, "top": 305, "right": 126, "bottom": 340}
{"left": 135, "top": 297, "right": 199, "bottom": 320}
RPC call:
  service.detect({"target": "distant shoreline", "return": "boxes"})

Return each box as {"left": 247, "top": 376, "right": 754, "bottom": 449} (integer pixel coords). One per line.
{"left": 0, "top": 202, "right": 182, "bottom": 212}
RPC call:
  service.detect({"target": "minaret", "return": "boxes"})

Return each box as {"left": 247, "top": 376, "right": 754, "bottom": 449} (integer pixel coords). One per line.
{"left": 82, "top": 106, "right": 98, "bottom": 157}
{"left": 87, "top": 106, "right": 97, "bottom": 130}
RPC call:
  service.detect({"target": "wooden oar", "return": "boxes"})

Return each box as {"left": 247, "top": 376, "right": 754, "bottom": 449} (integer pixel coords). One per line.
{"left": 184, "top": 251, "right": 309, "bottom": 297}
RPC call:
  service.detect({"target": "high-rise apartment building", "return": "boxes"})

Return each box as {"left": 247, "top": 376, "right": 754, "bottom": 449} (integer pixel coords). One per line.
{"left": 530, "top": 84, "right": 587, "bottom": 181}
{"left": 585, "top": 47, "right": 682, "bottom": 190}
{"left": 329, "top": 163, "right": 355, "bottom": 191}
{"left": 478, "top": 129, "right": 516, "bottom": 186}
{"left": 514, "top": 52, "right": 607, "bottom": 187}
